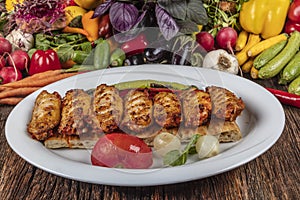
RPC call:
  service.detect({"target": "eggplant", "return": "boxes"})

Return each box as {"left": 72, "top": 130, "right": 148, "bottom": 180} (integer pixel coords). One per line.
{"left": 172, "top": 46, "right": 192, "bottom": 66}
{"left": 144, "top": 47, "right": 172, "bottom": 63}
{"left": 124, "top": 54, "right": 145, "bottom": 66}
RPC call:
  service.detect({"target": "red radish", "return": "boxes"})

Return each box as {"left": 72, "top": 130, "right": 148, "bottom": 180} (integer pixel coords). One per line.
{"left": 216, "top": 27, "right": 237, "bottom": 54}
{"left": 0, "top": 56, "right": 6, "bottom": 69}
{"left": 0, "top": 37, "right": 12, "bottom": 55}
{"left": 195, "top": 31, "right": 215, "bottom": 52}
{"left": 7, "top": 50, "right": 30, "bottom": 71}
{"left": 0, "top": 66, "right": 23, "bottom": 84}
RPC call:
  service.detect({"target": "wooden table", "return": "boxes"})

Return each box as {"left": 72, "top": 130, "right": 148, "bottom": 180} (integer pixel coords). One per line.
{"left": 0, "top": 76, "right": 299, "bottom": 200}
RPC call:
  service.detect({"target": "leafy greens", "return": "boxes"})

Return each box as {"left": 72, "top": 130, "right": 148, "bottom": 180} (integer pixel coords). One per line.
{"left": 92, "top": 0, "right": 208, "bottom": 41}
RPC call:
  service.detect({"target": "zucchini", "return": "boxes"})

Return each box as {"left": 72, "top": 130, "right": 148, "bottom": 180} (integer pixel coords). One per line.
{"left": 94, "top": 40, "right": 110, "bottom": 69}
{"left": 279, "top": 51, "right": 300, "bottom": 84}
{"left": 258, "top": 31, "right": 300, "bottom": 79}
{"left": 247, "top": 33, "right": 288, "bottom": 57}
{"left": 288, "top": 75, "right": 300, "bottom": 95}
{"left": 235, "top": 30, "right": 248, "bottom": 51}
{"left": 253, "top": 40, "right": 287, "bottom": 69}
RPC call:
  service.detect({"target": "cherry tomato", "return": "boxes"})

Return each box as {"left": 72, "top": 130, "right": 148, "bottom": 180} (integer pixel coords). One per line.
{"left": 288, "top": 0, "right": 300, "bottom": 23}
{"left": 91, "top": 133, "right": 153, "bottom": 169}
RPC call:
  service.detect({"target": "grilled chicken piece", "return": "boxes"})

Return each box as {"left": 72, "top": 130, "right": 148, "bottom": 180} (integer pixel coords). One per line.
{"left": 206, "top": 86, "right": 245, "bottom": 121}
{"left": 27, "top": 90, "right": 62, "bottom": 141}
{"left": 58, "top": 89, "right": 101, "bottom": 137}
{"left": 153, "top": 91, "right": 181, "bottom": 128}
{"left": 93, "top": 84, "right": 123, "bottom": 133}
{"left": 181, "top": 88, "right": 212, "bottom": 127}
{"left": 121, "top": 89, "right": 153, "bottom": 134}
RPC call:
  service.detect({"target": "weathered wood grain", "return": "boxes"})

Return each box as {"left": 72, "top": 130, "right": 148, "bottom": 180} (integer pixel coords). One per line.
{"left": 0, "top": 77, "right": 299, "bottom": 200}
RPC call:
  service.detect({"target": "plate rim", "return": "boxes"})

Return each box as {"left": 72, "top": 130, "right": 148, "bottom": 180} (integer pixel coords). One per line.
{"left": 5, "top": 64, "right": 285, "bottom": 186}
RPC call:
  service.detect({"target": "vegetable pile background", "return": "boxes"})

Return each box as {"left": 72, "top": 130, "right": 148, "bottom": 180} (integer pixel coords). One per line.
{"left": 0, "top": 0, "right": 300, "bottom": 105}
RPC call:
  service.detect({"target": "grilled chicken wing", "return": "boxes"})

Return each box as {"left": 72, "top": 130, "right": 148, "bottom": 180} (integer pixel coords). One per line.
{"left": 121, "top": 89, "right": 153, "bottom": 134}
{"left": 93, "top": 84, "right": 123, "bottom": 133}
{"left": 58, "top": 89, "right": 101, "bottom": 137}
{"left": 206, "top": 86, "right": 245, "bottom": 121}
{"left": 153, "top": 91, "right": 181, "bottom": 128}
{"left": 181, "top": 88, "right": 212, "bottom": 127}
{"left": 27, "top": 90, "right": 62, "bottom": 141}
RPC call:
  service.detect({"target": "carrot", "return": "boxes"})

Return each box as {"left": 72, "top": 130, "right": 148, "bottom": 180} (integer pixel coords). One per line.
{"left": 0, "top": 87, "right": 41, "bottom": 99}
{"left": 0, "top": 97, "right": 24, "bottom": 105}
{"left": 0, "top": 70, "right": 64, "bottom": 88}
{"left": 0, "top": 71, "right": 78, "bottom": 88}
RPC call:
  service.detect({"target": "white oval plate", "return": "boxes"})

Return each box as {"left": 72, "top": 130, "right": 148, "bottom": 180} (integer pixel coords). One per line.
{"left": 5, "top": 65, "right": 285, "bottom": 186}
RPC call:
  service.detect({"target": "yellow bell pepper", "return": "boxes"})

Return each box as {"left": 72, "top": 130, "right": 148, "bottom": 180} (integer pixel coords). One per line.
{"left": 64, "top": 6, "right": 87, "bottom": 25}
{"left": 5, "top": 0, "right": 24, "bottom": 12}
{"left": 239, "top": 0, "right": 290, "bottom": 39}
{"left": 74, "top": 0, "right": 103, "bottom": 10}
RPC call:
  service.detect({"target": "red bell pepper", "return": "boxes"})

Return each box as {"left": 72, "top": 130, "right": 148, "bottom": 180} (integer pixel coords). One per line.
{"left": 284, "top": 20, "right": 300, "bottom": 34}
{"left": 121, "top": 34, "right": 148, "bottom": 56}
{"left": 288, "top": 0, "right": 300, "bottom": 23}
{"left": 285, "top": 0, "right": 300, "bottom": 34}
{"left": 28, "top": 49, "right": 61, "bottom": 75}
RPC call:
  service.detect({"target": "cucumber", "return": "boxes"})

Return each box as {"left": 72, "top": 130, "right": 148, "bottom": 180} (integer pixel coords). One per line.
{"left": 258, "top": 31, "right": 300, "bottom": 79}
{"left": 288, "top": 75, "right": 300, "bottom": 95}
{"left": 253, "top": 40, "right": 287, "bottom": 69}
{"left": 279, "top": 51, "right": 300, "bottom": 84}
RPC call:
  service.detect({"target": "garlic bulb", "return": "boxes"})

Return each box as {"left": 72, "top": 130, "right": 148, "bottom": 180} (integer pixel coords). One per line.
{"left": 6, "top": 29, "right": 34, "bottom": 52}
{"left": 202, "top": 49, "right": 239, "bottom": 74}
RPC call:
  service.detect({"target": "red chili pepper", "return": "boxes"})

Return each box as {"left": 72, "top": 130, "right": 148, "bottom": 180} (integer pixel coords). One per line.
{"left": 28, "top": 49, "right": 61, "bottom": 75}
{"left": 98, "top": 14, "right": 112, "bottom": 39}
{"left": 121, "top": 34, "right": 148, "bottom": 56}
{"left": 266, "top": 88, "right": 300, "bottom": 108}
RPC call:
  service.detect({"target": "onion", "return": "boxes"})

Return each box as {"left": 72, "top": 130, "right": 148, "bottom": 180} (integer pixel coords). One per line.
{"left": 153, "top": 132, "right": 181, "bottom": 157}
{"left": 196, "top": 135, "right": 219, "bottom": 159}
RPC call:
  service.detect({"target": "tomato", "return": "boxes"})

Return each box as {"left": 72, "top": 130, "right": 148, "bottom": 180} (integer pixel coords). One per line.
{"left": 91, "top": 133, "right": 153, "bottom": 169}
{"left": 288, "top": 0, "right": 300, "bottom": 23}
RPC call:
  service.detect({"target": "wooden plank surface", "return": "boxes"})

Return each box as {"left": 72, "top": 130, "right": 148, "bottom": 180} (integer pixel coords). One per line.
{"left": 0, "top": 77, "right": 299, "bottom": 200}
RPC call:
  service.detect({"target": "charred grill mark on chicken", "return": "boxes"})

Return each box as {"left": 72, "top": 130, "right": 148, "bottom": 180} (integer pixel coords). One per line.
{"left": 93, "top": 84, "right": 123, "bottom": 133}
